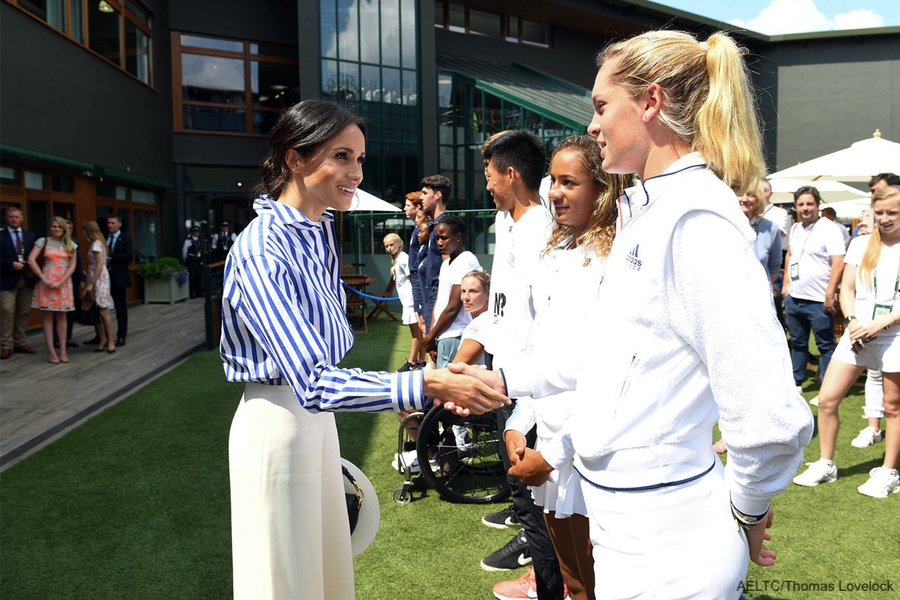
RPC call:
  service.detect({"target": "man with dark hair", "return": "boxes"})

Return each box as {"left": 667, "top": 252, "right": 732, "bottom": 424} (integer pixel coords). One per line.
{"left": 211, "top": 220, "right": 236, "bottom": 263}
{"left": 183, "top": 225, "right": 204, "bottom": 299}
{"left": 418, "top": 174, "right": 451, "bottom": 339}
{"left": 782, "top": 186, "right": 845, "bottom": 390}
{"left": 869, "top": 172, "right": 900, "bottom": 193}
{"left": 106, "top": 214, "right": 133, "bottom": 346}
{"left": 478, "top": 130, "right": 564, "bottom": 600}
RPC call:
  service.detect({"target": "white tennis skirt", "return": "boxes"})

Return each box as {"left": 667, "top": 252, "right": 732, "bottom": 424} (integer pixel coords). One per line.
{"left": 229, "top": 383, "right": 355, "bottom": 600}
{"left": 401, "top": 305, "right": 417, "bottom": 325}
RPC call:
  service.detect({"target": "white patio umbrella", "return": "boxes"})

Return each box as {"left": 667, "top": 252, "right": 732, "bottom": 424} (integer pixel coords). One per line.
{"left": 768, "top": 130, "right": 900, "bottom": 182}
{"left": 766, "top": 177, "right": 869, "bottom": 205}
{"left": 348, "top": 188, "right": 402, "bottom": 212}
{"left": 335, "top": 189, "right": 402, "bottom": 267}
{"left": 819, "top": 198, "right": 871, "bottom": 220}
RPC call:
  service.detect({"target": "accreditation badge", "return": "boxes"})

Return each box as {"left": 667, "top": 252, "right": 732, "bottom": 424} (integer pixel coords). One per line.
{"left": 789, "top": 262, "right": 800, "bottom": 281}
{"left": 873, "top": 302, "right": 893, "bottom": 320}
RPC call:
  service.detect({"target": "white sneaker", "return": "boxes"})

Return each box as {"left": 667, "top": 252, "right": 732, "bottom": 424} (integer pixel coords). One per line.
{"left": 857, "top": 467, "right": 900, "bottom": 498}
{"left": 793, "top": 459, "right": 838, "bottom": 486}
{"left": 809, "top": 395, "right": 819, "bottom": 406}
{"left": 850, "top": 426, "right": 883, "bottom": 448}
{"left": 392, "top": 450, "right": 420, "bottom": 474}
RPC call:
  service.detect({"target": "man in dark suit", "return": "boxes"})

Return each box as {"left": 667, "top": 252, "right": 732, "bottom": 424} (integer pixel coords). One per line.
{"left": 106, "top": 214, "right": 133, "bottom": 347}
{"left": 0, "top": 207, "right": 38, "bottom": 358}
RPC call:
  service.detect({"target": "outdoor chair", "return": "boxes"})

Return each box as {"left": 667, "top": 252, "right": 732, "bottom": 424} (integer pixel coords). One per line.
{"left": 367, "top": 277, "right": 398, "bottom": 322}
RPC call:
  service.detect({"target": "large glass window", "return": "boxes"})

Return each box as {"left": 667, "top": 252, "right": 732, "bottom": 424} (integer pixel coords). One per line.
{"left": 320, "top": 0, "right": 421, "bottom": 205}
{"left": 8, "top": 0, "right": 152, "bottom": 83}
{"left": 174, "top": 33, "right": 299, "bottom": 135}
{"left": 437, "top": 74, "right": 580, "bottom": 210}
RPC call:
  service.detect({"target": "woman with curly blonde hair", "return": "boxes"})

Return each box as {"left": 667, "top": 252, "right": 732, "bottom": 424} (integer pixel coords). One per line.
{"left": 497, "top": 135, "right": 631, "bottom": 600}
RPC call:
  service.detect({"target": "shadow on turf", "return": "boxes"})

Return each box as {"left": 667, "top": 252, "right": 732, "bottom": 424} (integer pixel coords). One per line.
{"left": 837, "top": 456, "right": 887, "bottom": 478}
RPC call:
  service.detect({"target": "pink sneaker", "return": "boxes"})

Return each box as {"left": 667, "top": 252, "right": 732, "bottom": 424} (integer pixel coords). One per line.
{"left": 493, "top": 568, "right": 537, "bottom": 600}
{"left": 493, "top": 568, "right": 569, "bottom": 600}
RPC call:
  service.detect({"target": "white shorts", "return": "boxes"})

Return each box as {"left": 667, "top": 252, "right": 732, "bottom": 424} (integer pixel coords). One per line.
{"left": 580, "top": 459, "right": 748, "bottom": 599}
{"left": 832, "top": 333, "right": 900, "bottom": 372}
{"left": 401, "top": 305, "right": 417, "bottom": 325}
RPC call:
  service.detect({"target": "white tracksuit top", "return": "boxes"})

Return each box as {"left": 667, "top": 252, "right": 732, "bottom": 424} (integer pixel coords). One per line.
{"left": 509, "top": 153, "right": 814, "bottom": 516}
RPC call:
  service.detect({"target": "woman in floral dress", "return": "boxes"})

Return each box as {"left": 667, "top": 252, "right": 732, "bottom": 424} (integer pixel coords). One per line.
{"left": 27, "top": 216, "right": 76, "bottom": 363}
{"left": 82, "top": 220, "right": 116, "bottom": 353}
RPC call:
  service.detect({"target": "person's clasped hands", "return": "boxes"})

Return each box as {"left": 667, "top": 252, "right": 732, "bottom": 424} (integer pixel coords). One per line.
{"left": 504, "top": 429, "right": 554, "bottom": 487}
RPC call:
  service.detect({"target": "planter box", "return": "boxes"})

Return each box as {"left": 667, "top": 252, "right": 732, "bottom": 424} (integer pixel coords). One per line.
{"left": 143, "top": 278, "right": 190, "bottom": 304}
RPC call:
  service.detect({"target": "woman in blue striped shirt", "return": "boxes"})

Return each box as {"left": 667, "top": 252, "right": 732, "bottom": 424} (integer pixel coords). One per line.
{"left": 221, "top": 99, "right": 508, "bottom": 600}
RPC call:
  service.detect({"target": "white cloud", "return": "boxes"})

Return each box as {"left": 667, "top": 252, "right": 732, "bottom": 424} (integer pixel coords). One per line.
{"left": 833, "top": 9, "right": 884, "bottom": 30}
{"left": 731, "top": 0, "right": 830, "bottom": 34}
{"left": 730, "top": 0, "right": 886, "bottom": 35}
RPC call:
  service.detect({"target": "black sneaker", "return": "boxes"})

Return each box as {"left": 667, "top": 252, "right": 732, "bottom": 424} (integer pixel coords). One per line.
{"left": 480, "top": 531, "right": 531, "bottom": 571}
{"left": 397, "top": 361, "right": 416, "bottom": 372}
{"left": 482, "top": 505, "right": 520, "bottom": 530}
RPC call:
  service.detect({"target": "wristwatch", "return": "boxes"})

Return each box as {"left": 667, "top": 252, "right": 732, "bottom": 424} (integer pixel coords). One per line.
{"left": 844, "top": 315, "right": 856, "bottom": 325}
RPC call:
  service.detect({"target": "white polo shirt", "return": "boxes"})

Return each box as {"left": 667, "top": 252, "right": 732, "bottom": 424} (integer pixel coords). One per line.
{"left": 788, "top": 217, "right": 846, "bottom": 302}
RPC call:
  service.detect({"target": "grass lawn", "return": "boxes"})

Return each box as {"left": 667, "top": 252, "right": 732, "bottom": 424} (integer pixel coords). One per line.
{"left": 1, "top": 319, "right": 898, "bottom": 599}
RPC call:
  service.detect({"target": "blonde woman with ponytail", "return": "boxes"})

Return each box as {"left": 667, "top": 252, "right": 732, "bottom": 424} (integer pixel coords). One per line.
{"left": 794, "top": 185, "right": 900, "bottom": 498}
{"left": 485, "top": 30, "right": 813, "bottom": 598}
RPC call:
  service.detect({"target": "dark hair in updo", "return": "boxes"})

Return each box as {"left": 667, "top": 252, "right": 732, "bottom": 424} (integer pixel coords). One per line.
{"left": 254, "top": 99, "right": 367, "bottom": 200}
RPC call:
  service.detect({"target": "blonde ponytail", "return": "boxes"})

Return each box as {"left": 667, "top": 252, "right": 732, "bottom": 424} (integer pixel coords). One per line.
{"left": 858, "top": 228, "right": 883, "bottom": 287}
{"left": 694, "top": 33, "right": 765, "bottom": 193}
{"left": 597, "top": 30, "right": 765, "bottom": 192}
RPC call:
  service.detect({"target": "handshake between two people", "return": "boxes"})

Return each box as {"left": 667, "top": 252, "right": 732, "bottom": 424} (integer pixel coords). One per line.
{"left": 422, "top": 362, "right": 510, "bottom": 416}
{"left": 425, "top": 363, "right": 555, "bottom": 486}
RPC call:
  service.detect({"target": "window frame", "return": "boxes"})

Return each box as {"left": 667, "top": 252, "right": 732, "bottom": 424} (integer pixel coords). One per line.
{"left": 4, "top": 0, "right": 154, "bottom": 86}
{"left": 172, "top": 31, "right": 300, "bottom": 137}
{"left": 433, "top": 2, "right": 551, "bottom": 48}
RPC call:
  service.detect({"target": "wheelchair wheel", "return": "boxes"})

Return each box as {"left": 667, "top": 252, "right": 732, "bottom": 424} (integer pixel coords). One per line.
{"left": 416, "top": 405, "right": 510, "bottom": 504}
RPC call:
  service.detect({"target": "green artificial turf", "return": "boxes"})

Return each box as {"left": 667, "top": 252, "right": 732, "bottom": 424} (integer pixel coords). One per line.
{"left": 1, "top": 321, "right": 898, "bottom": 599}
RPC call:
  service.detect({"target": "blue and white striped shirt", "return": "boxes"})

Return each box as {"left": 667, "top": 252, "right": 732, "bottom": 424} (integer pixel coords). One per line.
{"left": 220, "top": 197, "right": 425, "bottom": 412}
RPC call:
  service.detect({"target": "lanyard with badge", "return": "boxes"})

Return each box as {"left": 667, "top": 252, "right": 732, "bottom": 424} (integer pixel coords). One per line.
{"left": 871, "top": 252, "right": 900, "bottom": 321}
{"left": 788, "top": 221, "right": 818, "bottom": 281}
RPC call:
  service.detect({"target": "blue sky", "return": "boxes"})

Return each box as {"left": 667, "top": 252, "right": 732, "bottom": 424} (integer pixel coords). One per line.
{"left": 651, "top": 0, "right": 900, "bottom": 35}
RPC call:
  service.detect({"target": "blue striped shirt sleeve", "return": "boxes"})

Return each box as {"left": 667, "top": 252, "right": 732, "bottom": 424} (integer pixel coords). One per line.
{"left": 220, "top": 203, "right": 426, "bottom": 414}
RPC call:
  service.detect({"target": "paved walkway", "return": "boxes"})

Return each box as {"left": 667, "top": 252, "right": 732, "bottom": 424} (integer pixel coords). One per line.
{"left": 0, "top": 299, "right": 208, "bottom": 471}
